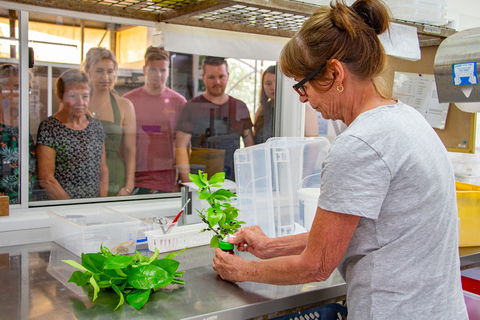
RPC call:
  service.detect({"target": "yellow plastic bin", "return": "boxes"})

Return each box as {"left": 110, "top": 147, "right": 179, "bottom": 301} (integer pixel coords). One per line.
{"left": 456, "top": 182, "right": 480, "bottom": 247}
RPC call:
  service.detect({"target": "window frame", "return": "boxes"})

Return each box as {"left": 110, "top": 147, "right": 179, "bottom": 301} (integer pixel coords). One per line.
{"left": 1, "top": 1, "right": 303, "bottom": 219}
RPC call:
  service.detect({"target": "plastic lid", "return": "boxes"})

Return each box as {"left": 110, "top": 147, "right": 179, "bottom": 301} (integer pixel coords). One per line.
{"left": 219, "top": 241, "right": 234, "bottom": 251}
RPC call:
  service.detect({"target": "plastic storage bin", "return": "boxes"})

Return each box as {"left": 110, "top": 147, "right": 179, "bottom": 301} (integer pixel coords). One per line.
{"left": 48, "top": 206, "right": 141, "bottom": 256}
{"left": 456, "top": 182, "right": 480, "bottom": 247}
{"left": 384, "top": 0, "right": 447, "bottom": 26}
{"left": 270, "top": 302, "right": 347, "bottom": 320}
{"left": 234, "top": 137, "right": 330, "bottom": 238}
{"left": 464, "top": 291, "right": 480, "bottom": 320}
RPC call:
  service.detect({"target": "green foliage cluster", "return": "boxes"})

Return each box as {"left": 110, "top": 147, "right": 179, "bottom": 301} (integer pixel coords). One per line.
{"left": 189, "top": 171, "right": 245, "bottom": 248}
{"left": 62, "top": 245, "right": 185, "bottom": 310}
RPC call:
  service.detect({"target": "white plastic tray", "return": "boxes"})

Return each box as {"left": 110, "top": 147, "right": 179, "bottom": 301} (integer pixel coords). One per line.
{"left": 145, "top": 223, "right": 214, "bottom": 253}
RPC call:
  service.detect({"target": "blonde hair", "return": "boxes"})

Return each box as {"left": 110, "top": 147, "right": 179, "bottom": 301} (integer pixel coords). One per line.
{"left": 81, "top": 47, "right": 118, "bottom": 90}
{"left": 280, "top": 0, "right": 391, "bottom": 98}
{"left": 144, "top": 46, "right": 170, "bottom": 65}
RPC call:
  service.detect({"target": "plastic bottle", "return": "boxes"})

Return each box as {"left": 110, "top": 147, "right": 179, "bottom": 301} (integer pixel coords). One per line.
{"left": 219, "top": 241, "right": 235, "bottom": 255}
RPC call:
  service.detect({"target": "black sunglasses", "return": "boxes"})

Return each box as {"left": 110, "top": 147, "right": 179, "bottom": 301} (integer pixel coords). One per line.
{"left": 292, "top": 61, "right": 327, "bottom": 97}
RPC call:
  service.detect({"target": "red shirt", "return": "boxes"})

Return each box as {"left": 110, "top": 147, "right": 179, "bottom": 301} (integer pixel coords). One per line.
{"left": 123, "top": 87, "right": 186, "bottom": 191}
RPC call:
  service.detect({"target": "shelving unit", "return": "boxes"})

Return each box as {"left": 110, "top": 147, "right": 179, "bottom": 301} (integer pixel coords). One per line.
{"left": 6, "top": 0, "right": 455, "bottom": 43}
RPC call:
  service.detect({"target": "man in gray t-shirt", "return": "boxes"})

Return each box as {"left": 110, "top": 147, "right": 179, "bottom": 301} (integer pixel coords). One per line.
{"left": 319, "top": 101, "right": 466, "bottom": 319}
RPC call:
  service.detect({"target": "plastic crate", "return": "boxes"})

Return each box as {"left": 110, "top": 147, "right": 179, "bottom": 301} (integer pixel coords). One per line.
{"left": 464, "top": 291, "right": 480, "bottom": 320}
{"left": 48, "top": 206, "right": 141, "bottom": 256}
{"left": 270, "top": 303, "right": 347, "bottom": 320}
{"left": 234, "top": 137, "right": 330, "bottom": 238}
{"left": 456, "top": 182, "right": 480, "bottom": 247}
{"left": 145, "top": 223, "right": 215, "bottom": 253}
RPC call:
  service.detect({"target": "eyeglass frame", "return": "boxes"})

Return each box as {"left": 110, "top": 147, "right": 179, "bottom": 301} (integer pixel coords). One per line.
{"left": 292, "top": 58, "right": 351, "bottom": 96}
{"left": 292, "top": 60, "right": 328, "bottom": 97}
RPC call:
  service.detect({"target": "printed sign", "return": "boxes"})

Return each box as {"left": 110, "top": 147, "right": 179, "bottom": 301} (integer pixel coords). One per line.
{"left": 452, "top": 62, "right": 478, "bottom": 86}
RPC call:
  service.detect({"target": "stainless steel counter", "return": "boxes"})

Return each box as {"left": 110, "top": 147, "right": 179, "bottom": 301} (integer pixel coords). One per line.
{"left": 0, "top": 242, "right": 347, "bottom": 320}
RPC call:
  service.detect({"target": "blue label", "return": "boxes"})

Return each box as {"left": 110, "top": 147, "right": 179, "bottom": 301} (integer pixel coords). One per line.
{"left": 452, "top": 62, "right": 478, "bottom": 86}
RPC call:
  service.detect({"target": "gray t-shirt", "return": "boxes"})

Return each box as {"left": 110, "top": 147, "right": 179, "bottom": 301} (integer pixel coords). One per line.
{"left": 319, "top": 101, "right": 467, "bottom": 319}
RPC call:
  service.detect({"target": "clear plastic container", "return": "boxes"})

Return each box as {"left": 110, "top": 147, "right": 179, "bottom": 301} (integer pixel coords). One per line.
{"left": 48, "top": 206, "right": 141, "bottom": 256}
{"left": 234, "top": 137, "right": 330, "bottom": 238}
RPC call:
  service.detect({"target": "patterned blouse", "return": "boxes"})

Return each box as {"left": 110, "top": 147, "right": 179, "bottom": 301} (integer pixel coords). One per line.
{"left": 37, "top": 115, "right": 105, "bottom": 199}
{"left": 0, "top": 123, "right": 37, "bottom": 204}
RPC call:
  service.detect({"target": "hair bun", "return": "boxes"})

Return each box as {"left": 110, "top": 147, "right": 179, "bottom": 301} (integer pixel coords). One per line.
{"left": 351, "top": 0, "right": 390, "bottom": 35}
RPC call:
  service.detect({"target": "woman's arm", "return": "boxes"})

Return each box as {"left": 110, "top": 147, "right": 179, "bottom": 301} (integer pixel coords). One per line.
{"left": 117, "top": 96, "right": 136, "bottom": 196}
{"left": 36, "top": 144, "right": 70, "bottom": 200}
{"left": 99, "top": 143, "right": 109, "bottom": 197}
{"left": 214, "top": 207, "right": 360, "bottom": 284}
{"left": 175, "top": 130, "right": 193, "bottom": 183}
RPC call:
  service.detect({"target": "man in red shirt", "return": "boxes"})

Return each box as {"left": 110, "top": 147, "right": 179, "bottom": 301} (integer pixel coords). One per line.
{"left": 123, "top": 46, "right": 186, "bottom": 193}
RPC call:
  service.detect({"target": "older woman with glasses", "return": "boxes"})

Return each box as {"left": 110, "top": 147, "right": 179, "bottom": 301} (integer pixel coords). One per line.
{"left": 212, "top": 0, "right": 468, "bottom": 319}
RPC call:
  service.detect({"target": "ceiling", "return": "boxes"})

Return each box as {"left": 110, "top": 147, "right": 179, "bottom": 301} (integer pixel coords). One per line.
{"left": 4, "top": 0, "right": 456, "bottom": 44}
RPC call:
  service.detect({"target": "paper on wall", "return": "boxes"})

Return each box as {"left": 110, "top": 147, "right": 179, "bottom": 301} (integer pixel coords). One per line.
{"left": 379, "top": 22, "right": 421, "bottom": 61}
{"left": 393, "top": 72, "right": 450, "bottom": 129}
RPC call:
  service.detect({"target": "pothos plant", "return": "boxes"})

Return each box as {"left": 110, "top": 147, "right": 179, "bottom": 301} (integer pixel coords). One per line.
{"left": 63, "top": 245, "right": 185, "bottom": 310}
{"left": 189, "top": 171, "right": 245, "bottom": 248}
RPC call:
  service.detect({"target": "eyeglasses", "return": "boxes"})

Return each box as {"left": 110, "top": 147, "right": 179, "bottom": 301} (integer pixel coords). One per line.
{"left": 292, "top": 61, "right": 327, "bottom": 97}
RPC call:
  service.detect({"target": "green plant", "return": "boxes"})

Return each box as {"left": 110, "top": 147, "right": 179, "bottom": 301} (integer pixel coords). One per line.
{"left": 189, "top": 171, "right": 245, "bottom": 248}
{"left": 62, "top": 245, "right": 185, "bottom": 310}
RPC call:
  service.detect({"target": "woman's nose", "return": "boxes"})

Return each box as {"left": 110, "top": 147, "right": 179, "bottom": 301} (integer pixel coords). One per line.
{"left": 299, "top": 95, "right": 308, "bottom": 103}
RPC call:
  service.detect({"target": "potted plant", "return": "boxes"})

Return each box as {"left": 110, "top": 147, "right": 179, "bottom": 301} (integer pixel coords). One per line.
{"left": 188, "top": 171, "right": 245, "bottom": 249}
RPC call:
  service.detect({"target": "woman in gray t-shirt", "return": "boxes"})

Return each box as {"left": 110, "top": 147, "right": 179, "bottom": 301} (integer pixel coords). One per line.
{"left": 210, "top": 1, "right": 468, "bottom": 319}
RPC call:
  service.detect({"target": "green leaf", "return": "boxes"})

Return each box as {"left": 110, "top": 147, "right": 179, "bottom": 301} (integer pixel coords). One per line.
{"left": 199, "top": 170, "right": 208, "bottom": 184}
{"left": 89, "top": 276, "right": 100, "bottom": 302}
{"left": 62, "top": 259, "right": 88, "bottom": 272}
{"left": 207, "top": 207, "right": 222, "bottom": 227}
{"left": 127, "top": 265, "right": 173, "bottom": 290}
{"left": 151, "top": 259, "right": 180, "bottom": 274}
{"left": 67, "top": 271, "right": 90, "bottom": 286}
{"left": 111, "top": 284, "right": 125, "bottom": 311}
{"left": 212, "top": 189, "right": 236, "bottom": 200}
{"left": 188, "top": 173, "right": 205, "bottom": 188}
{"left": 209, "top": 172, "right": 225, "bottom": 186}
{"left": 126, "top": 289, "right": 151, "bottom": 310}
{"left": 163, "top": 247, "right": 186, "bottom": 259}
{"left": 210, "top": 235, "right": 220, "bottom": 248}
{"left": 199, "top": 192, "right": 212, "bottom": 200}
{"left": 103, "top": 255, "right": 134, "bottom": 269}
{"left": 147, "top": 248, "right": 160, "bottom": 264}
{"left": 82, "top": 253, "right": 106, "bottom": 273}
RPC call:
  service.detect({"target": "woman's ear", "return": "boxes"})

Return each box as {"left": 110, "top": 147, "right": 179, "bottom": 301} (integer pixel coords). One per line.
{"left": 330, "top": 59, "right": 345, "bottom": 85}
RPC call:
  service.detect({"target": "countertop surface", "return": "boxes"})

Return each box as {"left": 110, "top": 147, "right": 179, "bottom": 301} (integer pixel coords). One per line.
{"left": 0, "top": 242, "right": 347, "bottom": 320}
{"left": 1, "top": 242, "right": 479, "bottom": 320}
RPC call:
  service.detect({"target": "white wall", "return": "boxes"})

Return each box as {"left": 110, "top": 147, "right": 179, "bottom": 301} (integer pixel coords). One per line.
{"left": 446, "top": 0, "right": 480, "bottom": 31}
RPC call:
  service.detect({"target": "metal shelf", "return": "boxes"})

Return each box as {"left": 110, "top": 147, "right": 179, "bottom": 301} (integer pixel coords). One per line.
{"left": 5, "top": 0, "right": 455, "bottom": 43}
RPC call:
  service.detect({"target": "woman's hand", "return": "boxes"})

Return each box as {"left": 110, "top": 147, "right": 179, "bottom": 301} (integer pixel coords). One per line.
{"left": 116, "top": 187, "right": 132, "bottom": 196}
{"left": 228, "top": 225, "right": 274, "bottom": 259}
{"left": 213, "top": 249, "right": 245, "bottom": 282}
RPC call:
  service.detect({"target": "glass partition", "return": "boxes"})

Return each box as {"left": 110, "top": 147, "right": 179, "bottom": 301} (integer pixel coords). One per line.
{"left": 0, "top": 9, "right": 279, "bottom": 205}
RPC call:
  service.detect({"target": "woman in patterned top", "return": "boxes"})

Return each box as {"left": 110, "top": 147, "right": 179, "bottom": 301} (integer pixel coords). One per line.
{"left": 36, "top": 69, "right": 108, "bottom": 199}
{"left": 0, "top": 64, "right": 37, "bottom": 203}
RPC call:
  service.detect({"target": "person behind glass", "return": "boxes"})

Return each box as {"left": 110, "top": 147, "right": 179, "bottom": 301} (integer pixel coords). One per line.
{"left": 123, "top": 46, "right": 186, "bottom": 194}
{"left": 81, "top": 47, "right": 136, "bottom": 197}
{"left": 37, "top": 69, "right": 108, "bottom": 199}
{"left": 253, "top": 65, "right": 275, "bottom": 144}
{"left": 175, "top": 56, "right": 254, "bottom": 182}
{"left": 212, "top": 1, "right": 468, "bottom": 319}
{"left": 0, "top": 64, "right": 37, "bottom": 203}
